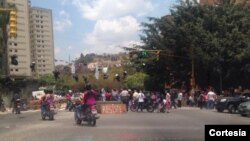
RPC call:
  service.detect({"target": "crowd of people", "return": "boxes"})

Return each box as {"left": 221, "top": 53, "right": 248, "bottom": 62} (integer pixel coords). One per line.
{"left": 2, "top": 84, "right": 248, "bottom": 114}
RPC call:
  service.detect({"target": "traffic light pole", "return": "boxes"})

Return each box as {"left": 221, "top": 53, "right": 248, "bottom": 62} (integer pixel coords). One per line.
{"left": 0, "top": 8, "right": 15, "bottom": 11}
{"left": 129, "top": 48, "right": 196, "bottom": 90}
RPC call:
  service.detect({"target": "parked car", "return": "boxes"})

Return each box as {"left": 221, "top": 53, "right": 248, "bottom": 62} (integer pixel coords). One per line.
{"left": 216, "top": 92, "right": 250, "bottom": 113}
{"left": 238, "top": 101, "right": 250, "bottom": 117}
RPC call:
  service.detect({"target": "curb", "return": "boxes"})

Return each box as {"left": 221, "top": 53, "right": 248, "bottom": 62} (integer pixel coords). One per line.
{"left": 0, "top": 108, "right": 65, "bottom": 115}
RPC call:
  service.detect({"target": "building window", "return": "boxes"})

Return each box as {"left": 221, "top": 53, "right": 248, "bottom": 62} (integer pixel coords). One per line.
{"left": 43, "top": 65, "right": 45, "bottom": 67}
{"left": 14, "top": 43, "right": 17, "bottom": 46}
{"left": 10, "top": 69, "right": 13, "bottom": 71}
{"left": 15, "top": 49, "right": 17, "bottom": 52}
{"left": 43, "top": 60, "right": 45, "bottom": 62}
{"left": 9, "top": 42, "right": 12, "bottom": 45}
{"left": 10, "top": 49, "right": 12, "bottom": 52}
{"left": 16, "top": 69, "right": 18, "bottom": 72}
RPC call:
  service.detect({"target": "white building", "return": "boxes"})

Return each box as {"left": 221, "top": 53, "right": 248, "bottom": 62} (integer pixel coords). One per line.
{"left": 29, "top": 7, "right": 55, "bottom": 78}
{"left": 6, "top": 0, "right": 32, "bottom": 77}
{"left": 5, "top": 0, "right": 54, "bottom": 78}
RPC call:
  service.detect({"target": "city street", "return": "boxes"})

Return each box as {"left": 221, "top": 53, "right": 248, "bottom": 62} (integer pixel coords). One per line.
{"left": 0, "top": 108, "right": 249, "bottom": 141}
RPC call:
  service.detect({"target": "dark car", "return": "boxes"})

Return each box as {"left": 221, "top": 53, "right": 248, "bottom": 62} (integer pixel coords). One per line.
{"left": 238, "top": 101, "right": 250, "bottom": 117}
{"left": 216, "top": 92, "right": 250, "bottom": 113}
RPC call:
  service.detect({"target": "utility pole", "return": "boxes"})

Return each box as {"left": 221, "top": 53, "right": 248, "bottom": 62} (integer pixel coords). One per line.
{"left": 190, "top": 45, "right": 195, "bottom": 91}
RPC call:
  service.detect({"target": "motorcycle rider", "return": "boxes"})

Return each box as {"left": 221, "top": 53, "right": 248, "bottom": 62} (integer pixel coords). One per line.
{"left": 40, "top": 89, "right": 48, "bottom": 114}
{"left": 76, "top": 83, "right": 96, "bottom": 118}
{"left": 65, "top": 90, "right": 73, "bottom": 110}
{"left": 46, "top": 89, "right": 55, "bottom": 109}
{"left": 11, "top": 93, "right": 21, "bottom": 114}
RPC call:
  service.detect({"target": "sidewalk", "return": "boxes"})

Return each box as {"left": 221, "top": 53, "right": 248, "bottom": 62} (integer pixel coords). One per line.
{"left": 0, "top": 104, "right": 66, "bottom": 115}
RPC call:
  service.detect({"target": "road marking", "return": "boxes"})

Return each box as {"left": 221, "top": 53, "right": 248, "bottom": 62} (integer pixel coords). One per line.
{"left": 4, "top": 125, "right": 10, "bottom": 129}
{"left": 74, "top": 136, "right": 93, "bottom": 141}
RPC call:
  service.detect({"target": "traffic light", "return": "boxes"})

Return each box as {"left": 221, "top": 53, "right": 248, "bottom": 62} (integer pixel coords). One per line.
{"left": 123, "top": 70, "right": 127, "bottom": 78}
{"left": 115, "top": 74, "right": 120, "bottom": 81}
{"left": 82, "top": 75, "right": 88, "bottom": 83}
{"left": 9, "top": 10, "right": 17, "bottom": 38}
{"left": 53, "top": 70, "right": 60, "bottom": 80}
{"left": 103, "top": 74, "right": 108, "bottom": 79}
{"left": 129, "top": 51, "right": 137, "bottom": 58}
{"left": 140, "top": 50, "right": 148, "bottom": 57}
{"left": 30, "top": 62, "right": 36, "bottom": 72}
{"left": 11, "top": 54, "right": 18, "bottom": 65}
{"left": 156, "top": 51, "right": 160, "bottom": 61}
{"left": 73, "top": 74, "right": 79, "bottom": 82}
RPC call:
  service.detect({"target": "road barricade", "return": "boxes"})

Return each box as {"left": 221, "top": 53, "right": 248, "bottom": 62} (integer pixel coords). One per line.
{"left": 96, "top": 101, "right": 126, "bottom": 114}
{"left": 28, "top": 99, "right": 65, "bottom": 110}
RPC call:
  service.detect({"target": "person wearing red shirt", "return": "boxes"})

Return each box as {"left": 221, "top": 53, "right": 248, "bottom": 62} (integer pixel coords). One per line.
{"left": 76, "top": 84, "right": 96, "bottom": 118}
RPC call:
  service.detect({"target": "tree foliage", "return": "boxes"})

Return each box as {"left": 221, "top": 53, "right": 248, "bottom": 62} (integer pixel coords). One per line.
{"left": 134, "top": 0, "right": 250, "bottom": 91}
{"left": 124, "top": 72, "right": 149, "bottom": 90}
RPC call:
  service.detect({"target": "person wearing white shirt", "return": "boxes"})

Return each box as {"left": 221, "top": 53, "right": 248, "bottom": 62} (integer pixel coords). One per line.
{"left": 207, "top": 89, "right": 216, "bottom": 109}
{"left": 137, "top": 90, "right": 145, "bottom": 112}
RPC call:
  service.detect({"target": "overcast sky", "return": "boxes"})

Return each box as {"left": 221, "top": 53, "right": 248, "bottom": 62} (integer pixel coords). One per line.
{"left": 31, "top": 0, "right": 178, "bottom": 62}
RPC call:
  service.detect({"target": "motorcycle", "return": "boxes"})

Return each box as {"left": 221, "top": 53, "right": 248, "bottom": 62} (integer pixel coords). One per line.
{"left": 159, "top": 99, "right": 171, "bottom": 113}
{"left": 65, "top": 100, "right": 73, "bottom": 111}
{"left": 68, "top": 101, "right": 76, "bottom": 112}
{"left": 130, "top": 99, "right": 154, "bottom": 112}
{"left": 14, "top": 99, "right": 21, "bottom": 114}
{"left": 0, "top": 100, "right": 6, "bottom": 112}
{"left": 41, "top": 104, "right": 56, "bottom": 120}
{"left": 130, "top": 100, "right": 138, "bottom": 112}
{"left": 74, "top": 104, "right": 99, "bottom": 126}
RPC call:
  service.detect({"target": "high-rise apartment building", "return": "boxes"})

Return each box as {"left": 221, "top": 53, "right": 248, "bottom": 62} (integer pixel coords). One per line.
{"left": 4, "top": 0, "right": 54, "bottom": 78}
{"left": 6, "top": 0, "right": 32, "bottom": 77}
{"left": 29, "top": 7, "right": 54, "bottom": 78}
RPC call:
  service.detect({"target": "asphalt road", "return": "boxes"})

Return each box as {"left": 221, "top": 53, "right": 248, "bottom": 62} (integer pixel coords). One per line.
{"left": 0, "top": 107, "right": 249, "bottom": 141}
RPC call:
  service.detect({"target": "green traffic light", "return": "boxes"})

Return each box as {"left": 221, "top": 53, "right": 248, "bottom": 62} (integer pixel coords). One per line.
{"left": 141, "top": 50, "right": 148, "bottom": 57}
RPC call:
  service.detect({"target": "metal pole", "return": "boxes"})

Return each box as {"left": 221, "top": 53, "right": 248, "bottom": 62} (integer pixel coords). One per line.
{"left": 191, "top": 57, "right": 195, "bottom": 90}
{"left": 191, "top": 46, "right": 195, "bottom": 90}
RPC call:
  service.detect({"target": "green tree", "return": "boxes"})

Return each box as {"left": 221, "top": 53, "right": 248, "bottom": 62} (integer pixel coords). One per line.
{"left": 124, "top": 72, "right": 148, "bottom": 90}
{"left": 135, "top": 0, "right": 250, "bottom": 91}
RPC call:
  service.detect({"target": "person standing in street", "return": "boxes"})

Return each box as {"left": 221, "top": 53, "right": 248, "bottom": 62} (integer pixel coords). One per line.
{"left": 177, "top": 90, "right": 183, "bottom": 108}
{"left": 120, "top": 89, "right": 129, "bottom": 112}
{"left": 207, "top": 88, "right": 217, "bottom": 109}
{"left": 137, "top": 90, "right": 145, "bottom": 112}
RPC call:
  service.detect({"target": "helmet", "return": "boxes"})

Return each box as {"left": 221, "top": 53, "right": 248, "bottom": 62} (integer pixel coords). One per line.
{"left": 44, "top": 89, "right": 48, "bottom": 94}
{"left": 48, "top": 89, "right": 53, "bottom": 94}
{"left": 85, "top": 83, "right": 91, "bottom": 91}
